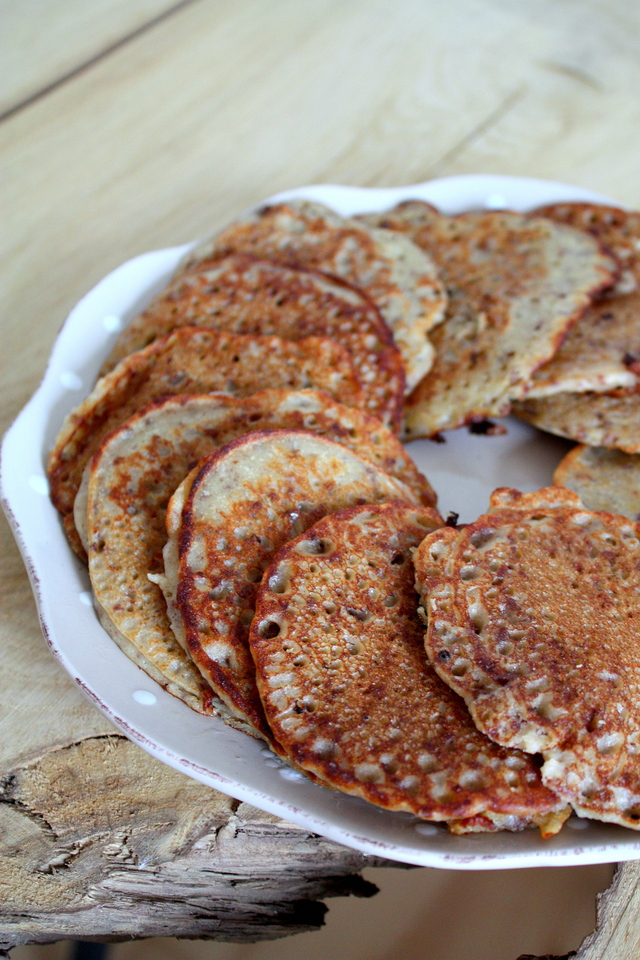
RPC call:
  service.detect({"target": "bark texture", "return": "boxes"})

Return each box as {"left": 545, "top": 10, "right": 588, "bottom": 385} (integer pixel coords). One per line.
{"left": 0, "top": 735, "right": 385, "bottom": 951}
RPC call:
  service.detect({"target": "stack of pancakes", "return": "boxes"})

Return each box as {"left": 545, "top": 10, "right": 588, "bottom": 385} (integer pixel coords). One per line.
{"left": 48, "top": 194, "right": 640, "bottom": 836}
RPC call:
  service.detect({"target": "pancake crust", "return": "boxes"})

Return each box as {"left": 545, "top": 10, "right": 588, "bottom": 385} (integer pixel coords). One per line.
{"left": 48, "top": 326, "right": 364, "bottom": 550}
{"left": 179, "top": 199, "right": 447, "bottom": 390}
{"left": 415, "top": 486, "right": 640, "bottom": 829}
{"left": 101, "top": 254, "right": 405, "bottom": 431}
{"left": 75, "top": 390, "right": 436, "bottom": 717}
{"left": 361, "top": 203, "right": 615, "bottom": 437}
{"left": 159, "top": 430, "right": 425, "bottom": 740}
{"left": 526, "top": 203, "right": 640, "bottom": 397}
{"left": 513, "top": 389, "right": 640, "bottom": 453}
{"left": 555, "top": 445, "right": 640, "bottom": 521}
{"left": 250, "top": 502, "right": 563, "bottom": 828}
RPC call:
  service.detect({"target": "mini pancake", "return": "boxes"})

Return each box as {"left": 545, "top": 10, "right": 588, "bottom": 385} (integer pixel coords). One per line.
{"left": 48, "top": 327, "right": 364, "bottom": 553}
{"left": 250, "top": 502, "right": 565, "bottom": 831}
{"left": 526, "top": 203, "right": 640, "bottom": 397}
{"left": 361, "top": 203, "right": 615, "bottom": 437}
{"left": 415, "top": 486, "right": 640, "bottom": 829}
{"left": 75, "top": 389, "right": 434, "bottom": 718}
{"left": 513, "top": 389, "right": 640, "bottom": 453}
{"left": 179, "top": 199, "right": 447, "bottom": 390}
{"left": 554, "top": 445, "right": 640, "bottom": 521}
{"left": 101, "top": 253, "right": 405, "bottom": 431}
{"left": 157, "top": 430, "right": 425, "bottom": 740}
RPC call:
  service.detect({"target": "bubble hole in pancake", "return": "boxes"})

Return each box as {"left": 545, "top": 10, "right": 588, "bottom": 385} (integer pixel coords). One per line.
{"left": 156, "top": 430, "right": 426, "bottom": 740}
{"left": 74, "top": 389, "right": 436, "bottom": 716}
{"left": 179, "top": 199, "right": 447, "bottom": 391}
{"left": 249, "top": 501, "right": 566, "bottom": 833}
{"left": 48, "top": 327, "right": 364, "bottom": 555}
{"left": 101, "top": 253, "right": 405, "bottom": 431}
{"left": 415, "top": 486, "right": 640, "bottom": 829}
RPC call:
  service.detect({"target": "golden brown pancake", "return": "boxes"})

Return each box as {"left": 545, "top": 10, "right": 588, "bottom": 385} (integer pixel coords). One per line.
{"left": 361, "top": 203, "right": 615, "bottom": 437}
{"left": 513, "top": 389, "right": 640, "bottom": 453}
{"left": 415, "top": 486, "right": 640, "bottom": 829}
{"left": 156, "top": 430, "right": 424, "bottom": 740}
{"left": 48, "top": 327, "right": 364, "bottom": 553}
{"left": 179, "top": 199, "right": 447, "bottom": 390}
{"left": 554, "top": 445, "right": 640, "bottom": 521}
{"left": 250, "top": 502, "right": 564, "bottom": 831}
{"left": 101, "top": 254, "right": 405, "bottom": 431}
{"left": 74, "top": 389, "right": 436, "bottom": 717}
{"left": 526, "top": 203, "right": 640, "bottom": 397}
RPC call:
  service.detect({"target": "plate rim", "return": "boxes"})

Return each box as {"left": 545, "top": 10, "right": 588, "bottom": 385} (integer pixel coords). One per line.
{"left": 3, "top": 172, "right": 639, "bottom": 870}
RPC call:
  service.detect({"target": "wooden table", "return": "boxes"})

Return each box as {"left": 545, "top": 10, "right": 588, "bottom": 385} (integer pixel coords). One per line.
{"left": 3, "top": 2, "right": 640, "bottom": 957}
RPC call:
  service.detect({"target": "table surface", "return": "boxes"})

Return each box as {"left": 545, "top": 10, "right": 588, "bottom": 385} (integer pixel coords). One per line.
{"left": 3, "top": 2, "right": 640, "bottom": 958}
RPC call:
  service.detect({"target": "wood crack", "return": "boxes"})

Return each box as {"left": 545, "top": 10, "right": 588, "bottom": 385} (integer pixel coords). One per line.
{"left": 0, "top": 734, "right": 391, "bottom": 950}
{"left": 0, "top": 0, "right": 204, "bottom": 124}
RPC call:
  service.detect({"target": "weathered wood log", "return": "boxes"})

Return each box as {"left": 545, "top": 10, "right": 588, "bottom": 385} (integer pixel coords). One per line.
{"left": 517, "top": 860, "right": 640, "bottom": 960}
{"left": 0, "top": 734, "right": 388, "bottom": 952}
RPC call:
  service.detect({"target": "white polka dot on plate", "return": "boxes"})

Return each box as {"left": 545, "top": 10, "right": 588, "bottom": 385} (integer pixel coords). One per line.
{"left": 279, "top": 767, "right": 307, "bottom": 782}
{"left": 484, "top": 193, "right": 508, "bottom": 210}
{"left": 133, "top": 690, "right": 157, "bottom": 705}
{"left": 28, "top": 475, "right": 49, "bottom": 495}
{"left": 60, "top": 371, "right": 83, "bottom": 390}
{"left": 414, "top": 822, "right": 440, "bottom": 837}
{"left": 79, "top": 591, "right": 93, "bottom": 606}
{"left": 103, "top": 314, "right": 123, "bottom": 332}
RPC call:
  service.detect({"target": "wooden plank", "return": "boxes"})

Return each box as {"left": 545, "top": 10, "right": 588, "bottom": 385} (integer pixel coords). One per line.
{"left": 3, "top": 0, "right": 640, "bottom": 954}
{"left": 0, "top": 0, "right": 189, "bottom": 118}
{"left": 426, "top": 1, "right": 640, "bottom": 206}
{"left": 5, "top": 0, "right": 640, "bottom": 430}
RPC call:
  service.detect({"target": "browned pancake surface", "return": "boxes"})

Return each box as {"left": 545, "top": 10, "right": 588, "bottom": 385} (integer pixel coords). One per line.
{"left": 179, "top": 199, "right": 447, "bottom": 390}
{"left": 555, "top": 445, "right": 640, "bottom": 521}
{"left": 513, "top": 389, "right": 640, "bottom": 453}
{"left": 250, "top": 502, "right": 563, "bottom": 826}
{"left": 78, "top": 389, "right": 436, "bottom": 716}
{"left": 48, "top": 327, "right": 364, "bottom": 544}
{"left": 102, "top": 254, "right": 405, "bottom": 431}
{"left": 527, "top": 203, "right": 640, "bottom": 397}
{"left": 162, "top": 431, "right": 424, "bottom": 740}
{"left": 415, "top": 486, "right": 640, "bottom": 828}
{"left": 362, "top": 203, "right": 615, "bottom": 437}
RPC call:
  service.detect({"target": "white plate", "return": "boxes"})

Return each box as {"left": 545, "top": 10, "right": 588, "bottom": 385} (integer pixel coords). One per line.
{"left": 3, "top": 174, "right": 638, "bottom": 870}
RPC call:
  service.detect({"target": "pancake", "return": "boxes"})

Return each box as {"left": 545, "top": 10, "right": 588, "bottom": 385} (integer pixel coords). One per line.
{"left": 179, "top": 199, "right": 447, "bottom": 390}
{"left": 156, "top": 430, "right": 425, "bottom": 740}
{"left": 250, "top": 502, "right": 564, "bottom": 832}
{"left": 513, "top": 389, "right": 640, "bottom": 453}
{"left": 101, "top": 254, "right": 405, "bottom": 431}
{"left": 361, "top": 203, "right": 615, "bottom": 437}
{"left": 74, "top": 389, "right": 436, "bottom": 717}
{"left": 554, "top": 445, "right": 640, "bottom": 521}
{"left": 48, "top": 326, "right": 365, "bottom": 553}
{"left": 526, "top": 203, "right": 640, "bottom": 397}
{"left": 415, "top": 486, "right": 640, "bottom": 829}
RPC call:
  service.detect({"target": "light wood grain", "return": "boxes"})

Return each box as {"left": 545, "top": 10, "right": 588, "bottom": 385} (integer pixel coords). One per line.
{"left": 5, "top": 0, "right": 640, "bottom": 428}
{"left": 3, "top": 0, "right": 640, "bottom": 955}
{"left": 0, "top": 0, "right": 187, "bottom": 118}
